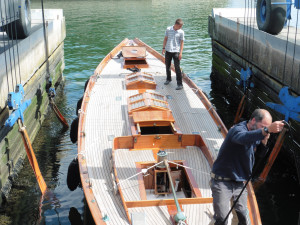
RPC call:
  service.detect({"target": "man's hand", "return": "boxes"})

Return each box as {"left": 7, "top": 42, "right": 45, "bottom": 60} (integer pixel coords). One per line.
{"left": 267, "top": 121, "right": 285, "bottom": 133}
{"left": 162, "top": 49, "right": 166, "bottom": 55}
{"left": 179, "top": 53, "right": 182, "bottom": 60}
{"left": 261, "top": 133, "right": 270, "bottom": 146}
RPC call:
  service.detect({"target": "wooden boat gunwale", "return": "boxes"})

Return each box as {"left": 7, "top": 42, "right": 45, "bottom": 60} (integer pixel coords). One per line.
{"left": 78, "top": 38, "right": 262, "bottom": 225}
{"left": 77, "top": 38, "right": 130, "bottom": 225}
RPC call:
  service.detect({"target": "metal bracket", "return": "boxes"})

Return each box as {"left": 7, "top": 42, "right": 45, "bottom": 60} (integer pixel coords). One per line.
{"left": 46, "top": 78, "right": 52, "bottom": 92}
{"left": 6, "top": 159, "right": 13, "bottom": 169}
{"left": 48, "top": 87, "right": 56, "bottom": 98}
{"left": 178, "top": 135, "right": 182, "bottom": 142}
{"left": 237, "top": 67, "right": 254, "bottom": 93}
{"left": 80, "top": 131, "right": 86, "bottom": 137}
{"left": 266, "top": 86, "right": 300, "bottom": 122}
{"left": 5, "top": 84, "right": 31, "bottom": 127}
{"left": 154, "top": 135, "right": 161, "bottom": 140}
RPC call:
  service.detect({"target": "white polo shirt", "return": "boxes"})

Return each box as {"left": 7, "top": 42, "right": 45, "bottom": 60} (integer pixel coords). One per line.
{"left": 165, "top": 26, "right": 185, "bottom": 53}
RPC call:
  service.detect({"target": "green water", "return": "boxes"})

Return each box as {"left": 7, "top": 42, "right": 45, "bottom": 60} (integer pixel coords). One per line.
{"left": 0, "top": 0, "right": 299, "bottom": 224}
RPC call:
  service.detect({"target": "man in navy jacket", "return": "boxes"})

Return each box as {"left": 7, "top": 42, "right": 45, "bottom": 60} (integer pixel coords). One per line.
{"left": 211, "top": 109, "right": 284, "bottom": 225}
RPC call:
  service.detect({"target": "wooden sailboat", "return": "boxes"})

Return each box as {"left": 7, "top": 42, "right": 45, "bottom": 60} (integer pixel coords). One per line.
{"left": 77, "top": 38, "right": 262, "bottom": 225}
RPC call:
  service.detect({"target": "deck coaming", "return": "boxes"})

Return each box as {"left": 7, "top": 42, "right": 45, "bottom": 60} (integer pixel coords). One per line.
{"left": 83, "top": 51, "right": 225, "bottom": 224}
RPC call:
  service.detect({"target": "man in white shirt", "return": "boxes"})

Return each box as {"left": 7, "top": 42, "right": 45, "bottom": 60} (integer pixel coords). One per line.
{"left": 162, "top": 19, "right": 185, "bottom": 90}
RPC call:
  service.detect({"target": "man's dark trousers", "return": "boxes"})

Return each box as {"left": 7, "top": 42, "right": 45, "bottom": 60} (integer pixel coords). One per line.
{"left": 165, "top": 51, "right": 182, "bottom": 86}
{"left": 210, "top": 178, "right": 250, "bottom": 225}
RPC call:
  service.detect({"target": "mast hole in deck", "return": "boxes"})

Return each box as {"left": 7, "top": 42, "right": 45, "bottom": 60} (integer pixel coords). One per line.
{"left": 140, "top": 126, "right": 173, "bottom": 135}
{"left": 140, "top": 161, "right": 193, "bottom": 198}
{"left": 124, "top": 59, "right": 148, "bottom": 67}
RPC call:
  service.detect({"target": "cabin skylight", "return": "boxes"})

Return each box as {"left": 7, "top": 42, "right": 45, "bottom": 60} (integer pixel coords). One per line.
{"left": 125, "top": 72, "right": 156, "bottom": 91}
{"left": 128, "top": 92, "right": 170, "bottom": 114}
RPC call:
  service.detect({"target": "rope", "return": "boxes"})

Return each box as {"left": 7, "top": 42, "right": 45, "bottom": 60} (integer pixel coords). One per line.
{"left": 291, "top": 140, "right": 300, "bottom": 185}
{"left": 282, "top": 19, "right": 291, "bottom": 83}
{"left": 245, "top": 0, "right": 250, "bottom": 68}
{"left": 284, "top": 123, "right": 300, "bottom": 185}
{"left": 167, "top": 160, "right": 211, "bottom": 176}
{"left": 242, "top": 0, "right": 247, "bottom": 69}
{"left": 116, "top": 161, "right": 164, "bottom": 186}
{"left": 7, "top": 2, "right": 18, "bottom": 86}
{"left": 251, "top": 0, "right": 256, "bottom": 61}
{"left": 291, "top": 9, "right": 299, "bottom": 85}
{"left": 41, "top": 0, "right": 51, "bottom": 81}
{"left": 0, "top": 0, "right": 10, "bottom": 93}
{"left": 3, "top": 0, "right": 15, "bottom": 91}
{"left": 12, "top": 0, "right": 22, "bottom": 84}
{"left": 248, "top": 0, "right": 254, "bottom": 62}
{"left": 40, "top": 0, "right": 68, "bottom": 128}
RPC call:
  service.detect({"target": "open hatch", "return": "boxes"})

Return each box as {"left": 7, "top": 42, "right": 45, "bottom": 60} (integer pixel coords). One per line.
{"left": 122, "top": 46, "right": 149, "bottom": 69}
{"left": 139, "top": 159, "right": 197, "bottom": 199}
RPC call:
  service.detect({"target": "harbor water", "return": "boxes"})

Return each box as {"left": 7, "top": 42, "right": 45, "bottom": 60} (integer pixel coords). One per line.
{"left": 0, "top": 0, "right": 299, "bottom": 224}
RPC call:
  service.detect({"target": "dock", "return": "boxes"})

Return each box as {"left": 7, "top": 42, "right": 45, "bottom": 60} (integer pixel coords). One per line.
{"left": 0, "top": 9, "right": 65, "bottom": 203}
{"left": 208, "top": 8, "right": 300, "bottom": 167}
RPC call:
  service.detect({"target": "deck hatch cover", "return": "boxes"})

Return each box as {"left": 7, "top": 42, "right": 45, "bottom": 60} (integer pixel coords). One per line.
{"left": 153, "top": 99, "right": 167, "bottom": 109}
{"left": 129, "top": 94, "right": 143, "bottom": 102}
{"left": 131, "top": 100, "right": 146, "bottom": 110}
{"left": 150, "top": 93, "right": 165, "bottom": 101}
{"left": 125, "top": 72, "right": 156, "bottom": 91}
{"left": 128, "top": 92, "right": 170, "bottom": 114}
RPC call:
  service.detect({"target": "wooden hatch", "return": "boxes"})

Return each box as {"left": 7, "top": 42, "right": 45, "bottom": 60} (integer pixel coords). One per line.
{"left": 128, "top": 92, "right": 170, "bottom": 114}
{"left": 127, "top": 92, "right": 180, "bottom": 135}
{"left": 122, "top": 46, "right": 149, "bottom": 69}
{"left": 125, "top": 72, "right": 156, "bottom": 91}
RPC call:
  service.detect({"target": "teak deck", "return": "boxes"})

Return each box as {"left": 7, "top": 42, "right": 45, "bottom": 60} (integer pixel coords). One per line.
{"left": 78, "top": 38, "right": 262, "bottom": 225}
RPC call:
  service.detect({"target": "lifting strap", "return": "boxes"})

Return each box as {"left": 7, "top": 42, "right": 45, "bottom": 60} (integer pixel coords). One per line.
{"left": 253, "top": 126, "right": 288, "bottom": 189}
{"left": 234, "top": 94, "right": 246, "bottom": 124}
{"left": 49, "top": 97, "right": 69, "bottom": 128}
{"left": 18, "top": 119, "right": 48, "bottom": 195}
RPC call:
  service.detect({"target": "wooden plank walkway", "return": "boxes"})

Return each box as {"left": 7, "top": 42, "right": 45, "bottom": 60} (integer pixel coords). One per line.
{"left": 83, "top": 49, "right": 230, "bottom": 224}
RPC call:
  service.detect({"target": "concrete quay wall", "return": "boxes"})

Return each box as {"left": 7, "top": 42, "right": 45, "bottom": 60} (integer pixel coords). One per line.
{"left": 209, "top": 8, "right": 300, "bottom": 96}
{"left": 208, "top": 8, "right": 300, "bottom": 166}
{"left": 0, "top": 9, "right": 66, "bottom": 204}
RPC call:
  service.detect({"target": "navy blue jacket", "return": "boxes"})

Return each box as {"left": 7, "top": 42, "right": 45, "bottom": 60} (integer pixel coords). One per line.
{"left": 212, "top": 121, "right": 265, "bottom": 181}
